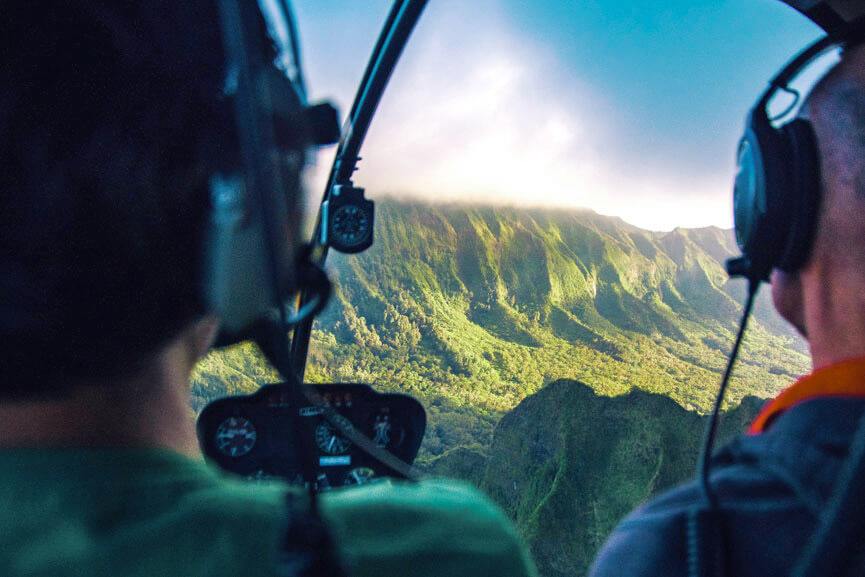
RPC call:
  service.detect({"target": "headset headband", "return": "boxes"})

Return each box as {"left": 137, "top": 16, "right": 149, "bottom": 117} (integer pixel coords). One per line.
{"left": 757, "top": 16, "right": 865, "bottom": 115}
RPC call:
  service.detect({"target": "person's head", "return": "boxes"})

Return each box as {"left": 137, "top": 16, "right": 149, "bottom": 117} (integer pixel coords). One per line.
{"left": 0, "top": 2, "right": 240, "bottom": 399}
{"left": 771, "top": 43, "right": 865, "bottom": 366}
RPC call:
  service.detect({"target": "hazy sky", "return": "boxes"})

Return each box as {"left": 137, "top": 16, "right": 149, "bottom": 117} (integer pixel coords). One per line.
{"left": 293, "top": 1, "right": 825, "bottom": 231}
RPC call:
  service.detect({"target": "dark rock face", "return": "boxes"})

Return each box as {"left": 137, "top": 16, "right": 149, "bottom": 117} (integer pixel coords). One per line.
{"left": 480, "top": 380, "right": 763, "bottom": 577}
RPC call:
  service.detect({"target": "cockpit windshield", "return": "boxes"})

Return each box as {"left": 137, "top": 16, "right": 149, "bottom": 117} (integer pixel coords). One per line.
{"left": 195, "top": 2, "right": 826, "bottom": 574}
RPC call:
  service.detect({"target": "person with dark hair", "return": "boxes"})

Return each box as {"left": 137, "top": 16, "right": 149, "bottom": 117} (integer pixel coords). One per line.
{"left": 0, "top": 3, "right": 537, "bottom": 576}
{"left": 589, "top": 43, "right": 865, "bottom": 577}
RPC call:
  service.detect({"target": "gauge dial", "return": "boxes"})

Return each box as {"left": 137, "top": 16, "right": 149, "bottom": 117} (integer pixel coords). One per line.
{"left": 370, "top": 412, "right": 404, "bottom": 449}
{"left": 344, "top": 467, "right": 376, "bottom": 486}
{"left": 315, "top": 421, "right": 351, "bottom": 454}
{"left": 372, "top": 414, "right": 392, "bottom": 447}
{"left": 215, "top": 416, "right": 257, "bottom": 458}
{"left": 331, "top": 204, "right": 371, "bottom": 247}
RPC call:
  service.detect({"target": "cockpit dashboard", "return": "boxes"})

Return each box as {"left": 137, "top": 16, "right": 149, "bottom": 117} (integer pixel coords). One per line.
{"left": 197, "top": 383, "right": 426, "bottom": 489}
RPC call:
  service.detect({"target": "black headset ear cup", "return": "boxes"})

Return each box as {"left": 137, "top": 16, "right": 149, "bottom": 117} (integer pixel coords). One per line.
{"left": 777, "top": 118, "right": 821, "bottom": 272}
{"left": 733, "top": 108, "right": 788, "bottom": 280}
{"left": 733, "top": 113, "right": 821, "bottom": 279}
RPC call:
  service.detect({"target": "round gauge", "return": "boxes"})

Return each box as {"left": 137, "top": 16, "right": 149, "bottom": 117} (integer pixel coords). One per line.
{"left": 315, "top": 421, "right": 351, "bottom": 455}
{"left": 215, "top": 416, "right": 257, "bottom": 458}
{"left": 331, "top": 204, "right": 371, "bottom": 248}
{"left": 370, "top": 413, "right": 404, "bottom": 449}
{"left": 344, "top": 467, "right": 376, "bottom": 486}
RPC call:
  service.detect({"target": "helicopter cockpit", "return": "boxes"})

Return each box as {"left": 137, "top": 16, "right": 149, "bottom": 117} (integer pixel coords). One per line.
{"left": 9, "top": 0, "right": 865, "bottom": 576}
{"left": 196, "top": 0, "right": 827, "bottom": 486}
{"left": 192, "top": 1, "right": 865, "bottom": 576}
{"left": 196, "top": 0, "right": 430, "bottom": 492}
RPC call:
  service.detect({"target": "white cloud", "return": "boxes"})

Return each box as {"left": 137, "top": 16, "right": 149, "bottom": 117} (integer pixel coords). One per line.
{"left": 306, "top": 0, "right": 735, "bottom": 231}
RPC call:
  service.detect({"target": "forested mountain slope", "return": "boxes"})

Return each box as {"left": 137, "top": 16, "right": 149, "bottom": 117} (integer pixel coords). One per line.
{"left": 193, "top": 198, "right": 807, "bottom": 456}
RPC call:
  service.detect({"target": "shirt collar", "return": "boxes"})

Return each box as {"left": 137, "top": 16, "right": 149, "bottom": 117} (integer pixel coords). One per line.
{"left": 749, "top": 356, "right": 865, "bottom": 435}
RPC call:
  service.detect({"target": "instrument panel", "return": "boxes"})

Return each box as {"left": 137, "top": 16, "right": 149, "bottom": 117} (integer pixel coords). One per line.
{"left": 197, "top": 383, "right": 426, "bottom": 489}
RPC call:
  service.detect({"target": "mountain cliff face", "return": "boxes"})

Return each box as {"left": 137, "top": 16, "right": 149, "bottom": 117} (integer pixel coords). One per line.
{"left": 423, "top": 380, "right": 764, "bottom": 577}
{"left": 194, "top": 198, "right": 807, "bottom": 455}
{"left": 309, "top": 199, "right": 806, "bottom": 413}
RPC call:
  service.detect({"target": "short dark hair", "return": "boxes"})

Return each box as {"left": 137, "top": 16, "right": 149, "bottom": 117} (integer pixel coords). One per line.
{"left": 0, "top": 2, "right": 238, "bottom": 397}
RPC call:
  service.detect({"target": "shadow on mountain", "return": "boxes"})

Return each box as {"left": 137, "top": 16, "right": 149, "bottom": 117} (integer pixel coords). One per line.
{"left": 548, "top": 307, "right": 623, "bottom": 360}
{"left": 424, "top": 379, "right": 765, "bottom": 577}
{"left": 468, "top": 301, "right": 542, "bottom": 347}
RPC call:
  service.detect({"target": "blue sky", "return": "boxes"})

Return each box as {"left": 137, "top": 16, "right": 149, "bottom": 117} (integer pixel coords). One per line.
{"left": 293, "top": 0, "right": 824, "bottom": 230}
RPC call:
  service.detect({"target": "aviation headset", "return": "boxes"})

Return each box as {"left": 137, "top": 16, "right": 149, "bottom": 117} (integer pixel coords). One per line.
{"left": 728, "top": 18, "right": 865, "bottom": 283}
{"left": 207, "top": 0, "right": 339, "bottom": 342}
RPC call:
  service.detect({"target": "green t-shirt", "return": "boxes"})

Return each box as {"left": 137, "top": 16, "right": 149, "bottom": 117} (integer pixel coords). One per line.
{"left": 0, "top": 448, "right": 536, "bottom": 577}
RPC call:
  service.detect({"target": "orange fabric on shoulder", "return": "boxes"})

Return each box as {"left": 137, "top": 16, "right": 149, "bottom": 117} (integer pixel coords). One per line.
{"left": 748, "top": 357, "right": 865, "bottom": 435}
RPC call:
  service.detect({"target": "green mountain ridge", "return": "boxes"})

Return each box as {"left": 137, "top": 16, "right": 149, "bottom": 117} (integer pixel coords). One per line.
{"left": 312, "top": 200, "right": 807, "bottom": 408}
{"left": 194, "top": 198, "right": 807, "bottom": 457}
